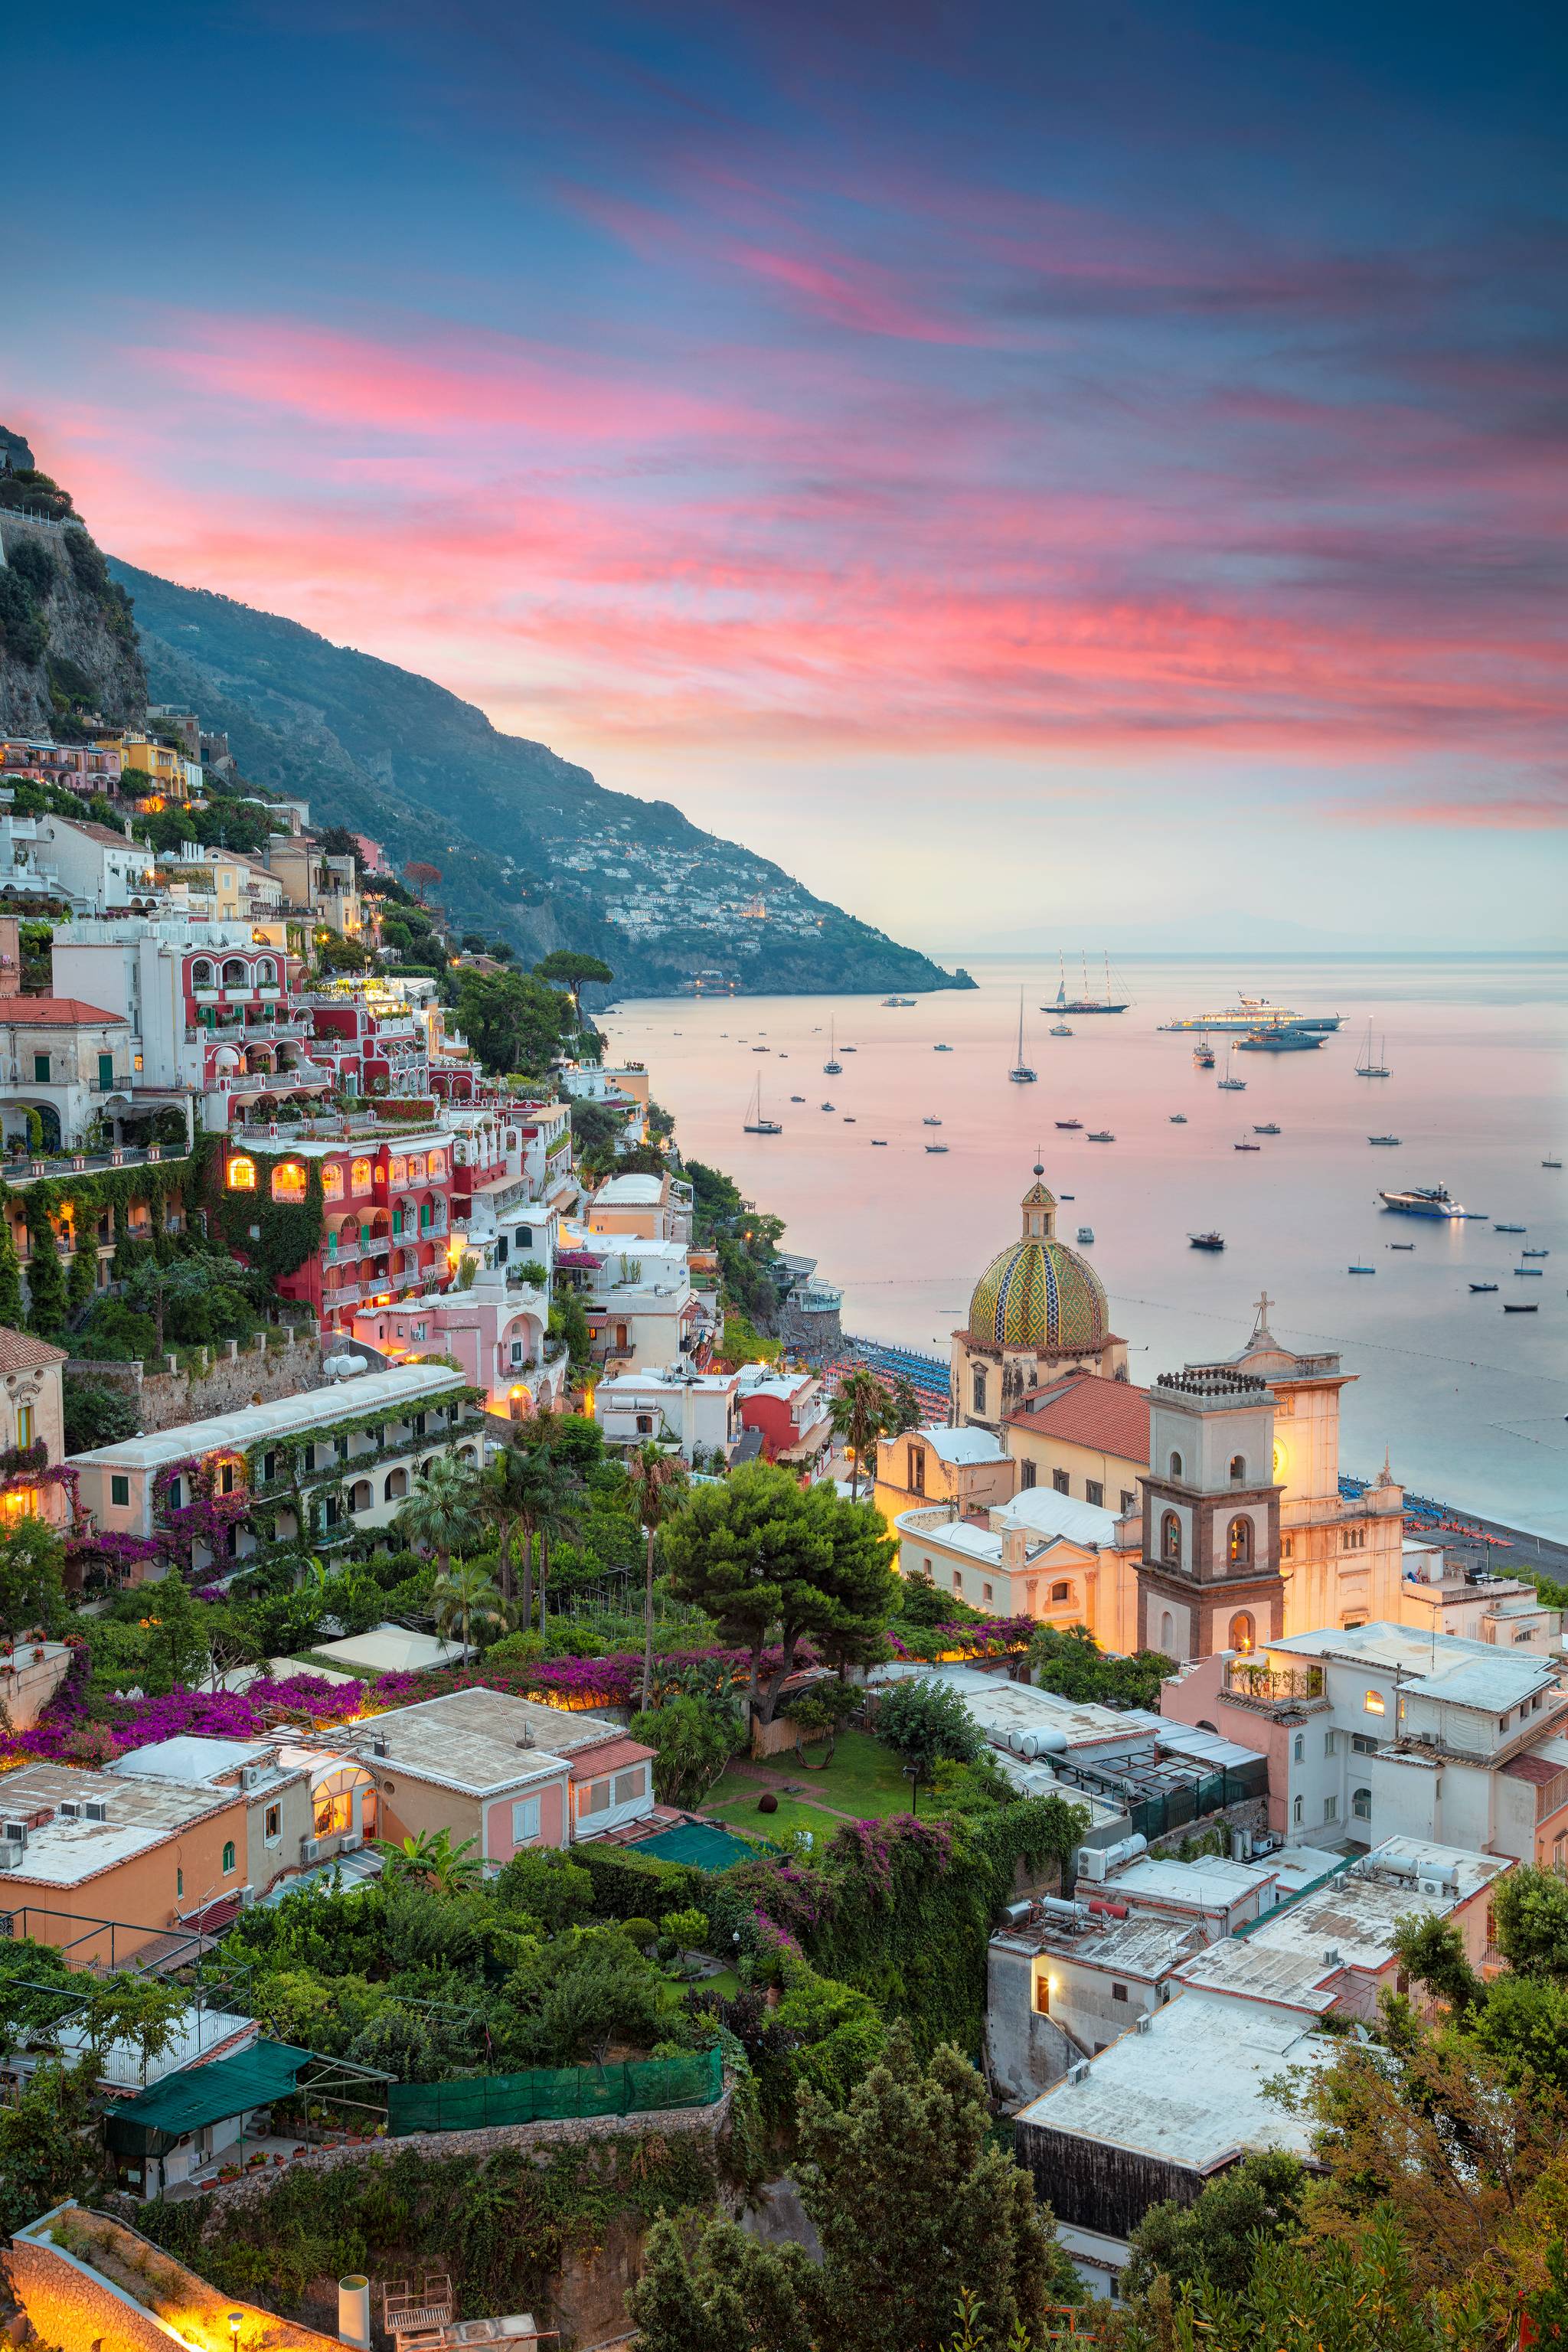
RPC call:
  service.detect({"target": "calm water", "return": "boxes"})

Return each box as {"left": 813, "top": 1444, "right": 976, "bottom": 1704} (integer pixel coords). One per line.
{"left": 600, "top": 956, "right": 1568, "bottom": 1541}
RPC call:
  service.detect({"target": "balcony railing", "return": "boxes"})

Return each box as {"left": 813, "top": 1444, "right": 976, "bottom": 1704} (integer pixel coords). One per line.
{"left": 1223, "top": 1661, "right": 1327, "bottom": 1703}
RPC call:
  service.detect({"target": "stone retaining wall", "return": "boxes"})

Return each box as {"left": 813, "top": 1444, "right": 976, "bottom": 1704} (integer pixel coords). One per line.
{"left": 181, "top": 2084, "right": 734, "bottom": 2226}
{"left": 8, "top": 2202, "right": 338, "bottom": 2352}
{"left": 67, "top": 1326, "right": 323, "bottom": 1432}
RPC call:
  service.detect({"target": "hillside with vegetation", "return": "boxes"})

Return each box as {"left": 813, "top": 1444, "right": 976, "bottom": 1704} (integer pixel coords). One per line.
{"left": 0, "top": 447, "right": 145, "bottom": 735}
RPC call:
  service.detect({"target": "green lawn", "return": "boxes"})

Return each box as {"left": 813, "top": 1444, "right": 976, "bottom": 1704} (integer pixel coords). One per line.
{"left": 701, "top": 1728, "right": 933, "bottom": 1837}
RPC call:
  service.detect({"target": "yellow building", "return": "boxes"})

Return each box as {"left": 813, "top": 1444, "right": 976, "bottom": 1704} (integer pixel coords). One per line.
{"left": 105, "top": 737, "right": 199, "bottom": 807}
{"left": 1004, "top": 1371, "right": 1148, "bottom": 1517}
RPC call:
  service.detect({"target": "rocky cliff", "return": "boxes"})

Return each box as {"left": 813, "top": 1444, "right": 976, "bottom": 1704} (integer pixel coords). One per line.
{"left": 0, "top": 449, "right": 146, "bottom": 735}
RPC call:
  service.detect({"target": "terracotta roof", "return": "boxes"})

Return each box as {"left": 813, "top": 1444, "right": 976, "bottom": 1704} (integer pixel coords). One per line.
{"left": 0, "top": 996, "right": 127, "bottom": 1027}
{"left": 1503, "top": 1753, "right": 1568, "bottom": 1787}
{"left": 57, "top": 820, "right": 151, "bottom": 851}
{"left": 0, "top": 1326, "right": 68, "bottom": 1372}
{"left": 1004, "top": 1370, "right": 1151, "bottom": 1464}
{"left": 565, "top": 1736, "right": 657, "bottom": 1782}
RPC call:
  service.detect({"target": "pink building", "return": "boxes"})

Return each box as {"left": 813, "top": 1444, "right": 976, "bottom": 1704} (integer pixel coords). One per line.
{"left": 735, "top": 1364, "right": 831, "bottom": 1465}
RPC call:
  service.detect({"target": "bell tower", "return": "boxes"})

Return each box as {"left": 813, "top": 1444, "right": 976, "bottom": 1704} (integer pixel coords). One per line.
{"left": 1136, "top": 1364, "right": 1284, "bottom": 1664}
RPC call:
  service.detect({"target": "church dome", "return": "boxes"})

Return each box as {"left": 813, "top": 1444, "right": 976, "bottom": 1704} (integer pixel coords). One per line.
{"left": 967, "top": 1168, "right": 1109, "bottom": 1354}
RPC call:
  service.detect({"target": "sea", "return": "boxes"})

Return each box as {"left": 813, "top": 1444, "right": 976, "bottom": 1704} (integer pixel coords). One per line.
{"left": 598, "top": 955, "right": 1568, "bottom": 1544}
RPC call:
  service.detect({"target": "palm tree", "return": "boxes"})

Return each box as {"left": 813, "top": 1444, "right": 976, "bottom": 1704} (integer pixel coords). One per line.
{"left": 485, "top": 1442, "right": 570, "bottom": 1628}
{"left": 479, "top": 1442, "right": 534, "bottom": 1607}
{"left": 374, "top": 1828, "right": 482, "bottom": 1893}
{"left": 533, "top": 1455, "right": 583, "bottom": 1630}
{"left": 626, "top": 1443, "right": 685, "bottom": 1710}
{"left": 829, "top": 1367, "right": 890, "bottom": 1503}
{"left": 430, "top": 1560, "right": 505, "bottom": 1658}
{"left": 392, "top": 1452, "right": 483, "bottom": 1581}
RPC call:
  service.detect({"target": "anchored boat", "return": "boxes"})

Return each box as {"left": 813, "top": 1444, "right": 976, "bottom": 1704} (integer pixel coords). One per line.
{"left": 1378, "top": 1184, "right": 1482, "bottom": 1219}
{"left": 743, "top": 1077, "right": 782, "bottom": 1135}
{"left": 1189, "top": 1232, "right": 1225, "bottom": 1252}
{"left": 1008, "top": 988, "right": 1037, "bottom": 1084}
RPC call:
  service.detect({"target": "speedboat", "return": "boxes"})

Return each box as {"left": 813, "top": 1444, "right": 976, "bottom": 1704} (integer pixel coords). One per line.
{"left": 1523, "top": 1248, "right": 1550, "bottom": 1258}
{"left": 1348, "top": 1265, "right": 1375, "bottom": 1274}
{"left": 871, "top": 1138, "right": 888, "bottom": 1146}
{"left": 1169, "top": 1114, "right": 1187, "bottom": 1123}
{"left": 1495, "top": 1223, "right": 1526, "bottom": 1233}
{"left": 934, "top": 1043, "right": 952, "bottom": 1051}
{"left": 1369, "top": 1135, "right": 1401, "bottom": 1147}
{"left": 821, "top": 1100, "right": 835, "bottom": 1111}
{"left": 1234, "top": 1138, "right": 1261, "bottom": 1152}
{"left": 790, "top": 1095, "right": 805, "bottom": 1102}
{"left": 1236, "top": 1027, "right": 1327, "bottom": 1053}
{"left": 1189, "top": 1232, "right": 1224, "bottom": 1252}
{"left": 843, "top": 1117, "right": 856, "bottom": 1124}
{"left": 1514, "top": 1266, "right": 1544, "bottom": 1277}
{"left": 923, "top": 1116, "right": 943, "bottom": 1126}
{"left": 1470, "top": 1282, "right": 1498, "bottom": 1292}
{"left": 925, "top": 1142, "right": 949, "bottom": 1154}
{"left": 1546, "top": 1157, "right": 1564, "bottom": 1170}
{"left": 753, "top": 1045, "right": 769, "bottom": 1053}
{"left": 1379, "top": 1184, "right": 1481, "bottom": 1219}
{"left": 1056, "top": 1119, "right": 1083, "bottom": 1130}
{"left": 1253, "top": 1123, "right": 1281, "bottom": 1135}
{"left": 1050, "top": 1022, "right": 1073, "bottom": 1037}
{"left": 1389, "top": 1243, "right": 1415, "bottom": 1251}
{"left": 1087, "top": 1130, "right": 1115, "bottom": 1143}
{"left": 1504, "top": 1303, "right": 1540, "bottom": 1312}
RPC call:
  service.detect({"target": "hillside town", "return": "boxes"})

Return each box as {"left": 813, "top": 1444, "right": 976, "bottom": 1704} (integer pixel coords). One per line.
{"left": 0, "top": 707, "right": 1560, "bottom": 2349}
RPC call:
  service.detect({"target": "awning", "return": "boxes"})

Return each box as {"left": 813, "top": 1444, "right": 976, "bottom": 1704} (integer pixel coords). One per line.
{"left": 103, "top": 2039, "right": 311, "bottom": 2153}
{"left": 626, "top": 1822, "right": 769, "bottom": 1871}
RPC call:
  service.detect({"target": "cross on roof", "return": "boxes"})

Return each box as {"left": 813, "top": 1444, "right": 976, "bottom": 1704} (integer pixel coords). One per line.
{"left": 1251, "top": 1289, "right": 1274, "bottom": 1336}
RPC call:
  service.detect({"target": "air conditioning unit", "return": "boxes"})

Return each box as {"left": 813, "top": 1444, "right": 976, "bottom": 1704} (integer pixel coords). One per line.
{"left": 1136, "top": 2013, "right": 1154, "bottom": 2034}
{"left": 300, "top": 1836, "right": 322, "bottom": 1864}
{"left": 240, "top": 1765, "right": 265, "bottom": 1791}
{"left": 1417, "top": 1872, "right": 1457, "bottom": 1898}
{"left": 83, "top": 1802, "right": 109, "bottom": 1824}
{"left": 1, "top": 1823, "right": 28, "bottom": 1847}
{"left": 1076, "top": 1846, "right": 1108, "bottom": 1883}
{"left": 1067, "top": 2060, "right": 1091, "bottom": 2084}
{"left": 340, "top": 1832, "right": 363, "bottom": 1853}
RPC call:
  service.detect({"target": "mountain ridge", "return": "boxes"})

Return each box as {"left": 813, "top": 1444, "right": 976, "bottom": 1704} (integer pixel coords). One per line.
{"left": 109, "top": 558, "right": 969, "bottom": 998}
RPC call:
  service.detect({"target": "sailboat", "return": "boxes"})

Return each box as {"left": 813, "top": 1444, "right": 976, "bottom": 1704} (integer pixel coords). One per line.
{"left": 1355, "top": 1022, "right": 1390, "bottom": 1077}
{"left": 1046, "top": 956, "right": 1076, "bottom": 1031}
{"left": 1217, "top": 1045, "right": 1246, "bottom": 1091}
{"left": 1050, "top": 950, "right": 1131, "bottom": 1014}
{"left": 822, "top": 1020, "right": 842, "bottom": 1076}
{"left": 1008, "top": 988, "right": 1037, "bottom": 1084}
{"left": 743, "top": 1077, "right": 782, "bottom": 1135}
{"left": 1193, "top": 1034, "right": 1216, "bottom": 1070}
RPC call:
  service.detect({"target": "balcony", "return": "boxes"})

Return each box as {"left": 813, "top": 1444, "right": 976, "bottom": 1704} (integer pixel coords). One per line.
{"left": 1223, "top": 1660, "right": 1327, "bottom": 1706}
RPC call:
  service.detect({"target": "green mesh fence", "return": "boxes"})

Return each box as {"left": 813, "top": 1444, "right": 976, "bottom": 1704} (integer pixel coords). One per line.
{"left": 387, "top": 2043, "right": 723, "bottom": 2135}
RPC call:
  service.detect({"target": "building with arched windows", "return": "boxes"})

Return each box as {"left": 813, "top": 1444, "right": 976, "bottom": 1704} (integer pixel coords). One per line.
{"left": 951, "top": 1168, "right": 1127, "bottom": 1436}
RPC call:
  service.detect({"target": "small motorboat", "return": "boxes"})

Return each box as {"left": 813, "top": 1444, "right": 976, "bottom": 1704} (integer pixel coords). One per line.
{"left": 1545, "top": 1157, "right": 1563, "bottom": 1170}
{"left": 1504, "top": 1302, "right": 1540, "bottom": 1312}
{"left": 790, "top": 1095, "right": 805, "bottom": 1102}
{"left": 1470, "top": 1282, "right": 1499, "bottom": 1292}
{"left": 841, "top": 1045, "right": 857, "bottom": 1054}
{"left": 1060, "top": 1192, "right": 1075, "bottom": 1199}
{"left": 1050, "top": 1022, "right": 1073, "bottom": 1037}
{"left": 1056, "top": 1119, "right": 1083, "bottom": 1130}
{"left": 1514, "top": 1266, "right": 1544, "bottom": 1277}
{"left": 871, "top": 1138, "right": 888, "bottom": 1147}
{"left": 1523, "top": 1247, "right": 1550, "bottom": 1258}
{"left": 1495, "top": 1223, "right": 1526, "bottom": 1233}
{"left": 925, "top": 1142, "right": 949, "bottom": 1154}
{"left": 923, "top": 1116, "right": 943, "bottom": 1126}
{"left": 1190, "top": 1232, "right": 1225, "bottom": 1252}
{"left": 934, "top": 1044, "right": 953, "bottom": 1052}
{"left": 1369, "top": 1135, "right": 1401, "bottom": 1147}
{"left": 753, "top": 1045, "right": 769, "bottom": 1053}
{"left": 1169, "top": 1114, "right": 1187, "bottom": 1124}
{"left": 1389, "top": 1243, "right": 1415, "bottom": 1251}
{"left": 821, "top": 1100, "right": 835, "bottom": 1111}
{"left": 1253, "top": 1123, "right": 1281, "bottom": 1135}
{"left": 779, "top": 1053, "right": 789, "bottom": 1059}
{"left": 843, "top": 1117, "right": 856, "bottom": 1124}
{"left": 1217, "top": 1077, "right": 1246, "bottom": 1092}
{"left": 1087, "top": 1130, "right": 1115, "bottom": 1143}
{"left": 1235, "top": 1138, "right": 1261, "bottom": 1152}
{"left": 1076, "top": 1226, "right": 1094, "bottom": 1244}
{"left": 1348, "top": 1264, "right": 1376, "bottom": 1274}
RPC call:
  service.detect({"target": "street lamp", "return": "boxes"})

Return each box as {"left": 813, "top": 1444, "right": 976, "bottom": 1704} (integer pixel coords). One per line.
{"left": 228, "top": 2314, "right": 244, "bottom": 2352}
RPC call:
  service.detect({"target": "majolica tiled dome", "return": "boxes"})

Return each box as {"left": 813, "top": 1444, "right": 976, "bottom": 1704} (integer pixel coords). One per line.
{"left": 967, "top": 1168, "right": 1109, "bottom": 1353}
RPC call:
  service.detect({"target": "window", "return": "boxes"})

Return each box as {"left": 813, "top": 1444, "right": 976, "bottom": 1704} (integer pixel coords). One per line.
{"left": 952, "top": 1571, "right": 963, "bottom": 1592}
{"left": 191, "top": 960, "right": 214, "bottom": 989}
{"left": 1086, "top": 1480, "right": 1104, "bottom": 1508}
{"left": 110, "top": 1473, "right": 130, "bottom": 1508}
{"left": 270, "top": 1161, "right": 307, "bottom": 1204}
{"left": 221, "top": 959, "right": 247, "bottom": 988}
{"left": 256, "top": 959, "right": 276, "bottom": 985}
{"left": 1352, "top": 1788, "right": 1372, "bottom": 1820}
{"left": 1020, "top": 1460, "right": 1037, "bottom": 1489}
{"left": 635, "top": 1413, "right": 654, "bottom": 1435}
{"left": 428, "top": 1150, "right": 446, "bottom": 1178}
{"left": 907, "top": 1444, "right": 924, "bottom": 1495}
{"left": 1342, "top": 1527, "right": 1366, "bottom": 1551}
{"left": 1293, "top": 1795, "right": 1304, "bottom": 1825}
{"left": 322, "top": 1162, "right": 344, "bottom": 1200}
{"left": 98, "top": 1052, "right": 113, "bottom": 1089}
{"left": 176, "top": 1867, "right": 184, "bottom": 1899}
{"left": 32, "top": 1054, "right": 50, "bottom": 1083}
{"left": 1364, "top": 1690, "right": 1386, "bottom": 1716}
{"left": 1052, "top": 1468, "right": 1070, "bottom": 1496}
{"left": 408, "top": 1155, "right": 426, "bottom": 1184}
{"left": 167, "top": 1477, "right": 184, "bottom": 1510}
{"left": 351, "top": 1157, "right": 373, "bottom": 1197}
{"left": 982, "top": 1581, "right": 994, "bottom": 1604}
{"left": 1160, "top": 1610, "right": 1175, "bottom": 1651}
{"left": 262, "top": 1450, "right": 278, "bottom": 1483}
{"left": 1227, "top": 1516, "right": 1253, "bottom": 1567}
{"left": 322, "top": 1494, "right": 341, "bottom": 1528}
{"left": 613, "top": 1768, "right": 645, "bottom": 1805}
{"left": 1282, "top": 1536, "right": 1294, "bottom": 1560}
{"left": 221, "top": 1840, "right": 237, "bottom": 1873}
{"left": 335, "top": 1434, "right": 349, "bottom": 1462}
{"left": 1293, "top": 1734, "right": 1305, "bottom": 1762}
{"left": 390, "top": 1155, "right": 407, "bottom": 1186}
{"left": 218, "top": 1462, "right": 236, "bottom": 1495}
{"left": 419, "top": 1200, "right": 433, "bottom": 1233}
{"left": 512, "top": 1795, "right": 542, "bottom": 1843}
{"left": 1228, "top": 1611, "right": 1255, "bottom": 1654}
{"left": 1323, "top": 1796, "right": 1338, "bottom": 1824}
{"left": 1119, "top": 1488, "right": 1136, "bottom": 1516}
{"left": 580, "top": 1779, "right": 611, "bottom": 1818}
{"left": 227, "top": 1155, "right": 256, "bottom": 1191}
{"left": 1325, "top": 1730, "right": 1337, "bottom": 1756}
{"left": 264, "top": 1804, "right": 281, "bottom": 1843}
{"left": 1111, "top": 1983, "right": 1129, "bottom": 2003}
{"left": 1229, "top": 1454, "right": 1246, "bottom": 1485}
{"left": 972, "top": 1365, "right": 987, "bottom": 1413}
{"left": 1168, "top": 1452, "right": 1184, "bottom": 1481}
{"left": 1050, "top": 1581, "right": 1071, "bottom": 1603}
{"left": 1351, "top": 1733, "right": 1378, "bottom": 1755}
{"left": 1161, "top": 1511, "right": 1182, "bottom": 1565}
{"left": 15, "top": 1404, "right": 33, "bottom": 1449}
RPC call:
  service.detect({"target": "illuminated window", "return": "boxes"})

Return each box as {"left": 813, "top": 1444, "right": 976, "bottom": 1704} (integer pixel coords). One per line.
{"left": 1227, "top": 1516, "right": 1253, "bottom": 1567}
{"left": 1364, "top": 1689, "right": 1386, "bottom": 1716}
{"left": 15, "top": 1405, "right": 33, "bottom": 1449}
{"left": 264, "top": 1804, "right": 281, "bottom": 1842}
{"left": 390, "top": 1155, "right": 407, "bottom": 1186}
{"left": 270, "top": 1162, "right": 307, "bottom": 1204}
{"left": 351, "top": 1157, "right": 373, "bottom": 1197}
{"left": 226, "top": 1155, "right": 256, "bottom": 1192}
{"left": 580, "top": 1779, "right": 611, "bottom": 1817}
{"left": 426, "top": 1150, "right": 445, "bottom": 1178}
{"left": 322, "top": 1163, "right": 344, "bottom": 1200}
{"left": 1228, "top": 1611, "right": 1255, "bottom": 1653}
{"left": 1161, "top": 1511, "right": 1182, "bottom": 1565}
{"left": 408, "top": 1155, "right": 426, "bottom": 1183}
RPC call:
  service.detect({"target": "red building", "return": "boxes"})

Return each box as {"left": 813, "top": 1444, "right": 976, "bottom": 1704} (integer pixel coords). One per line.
{"left": 220, "top": 1130, "right": 459, "bottom": 1335}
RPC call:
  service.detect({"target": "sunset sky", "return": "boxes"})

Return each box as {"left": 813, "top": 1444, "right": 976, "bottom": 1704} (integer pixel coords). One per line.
{"left": 8, "top": 0, "right": 1566, "bottom": 948}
